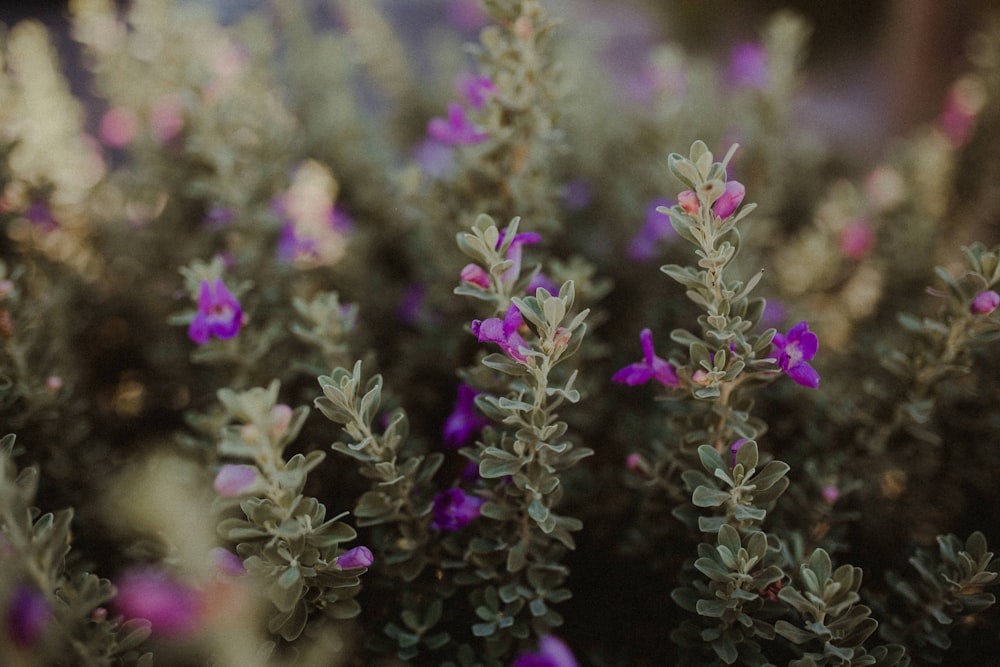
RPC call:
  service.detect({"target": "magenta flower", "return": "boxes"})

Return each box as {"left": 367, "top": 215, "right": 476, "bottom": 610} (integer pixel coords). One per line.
{"left": 612, "top": 328, "right": 680, "bottom": 387}
{"left": 511, "top": 635, "right": 579, "bottom": 667}
{"left": 471, "top": 304, "right": 530, "bottom": 363}
{"left": 430, "top": 488, "right": 484, "bottom": 531}
{"left": 24, "top": 200, "right": 57, "bottom": 231}
{"left": 334, "top": 545, "right": 374, "bottom": 569}
{"left": 772, "top": 321, "right": 820, "bottom": 388}
{"left": 213, "top": 464, "right": 259, "bottom": 497}
{"left": 428, "top": 102, "right": 489, "bottom": 145}
{"left": 713, "top": 180, "right": 746, "bottom": 219}
{"left": 188, "top": 279, "right": 243, "bottom": 344}
{"left": 971, "top": 290, "right": 1000, "bottom": 315}
{"left": 443, "top": 384, "right": 490, "bottom": 448}
{"left": 115, "top": 567, "right": 202, "bottom": 638}
{"left": 6, "top": 585, "right": 50, "bottom": 647}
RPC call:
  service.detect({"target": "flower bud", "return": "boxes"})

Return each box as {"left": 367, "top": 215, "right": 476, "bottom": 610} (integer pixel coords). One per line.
{"left": 334, "top": 546, "right": 374, "bottom": 569}
{"left": 460, "top": 263, "right": 491, "bottom": 290}
{"left": 677, "top": 190, "right": 700, "bottom": 215}
{"left": 712, "top": 180, "right": 746, "bottom": 218}
{"left": 971, "top": 290, "right": 1000, "bottom": 315}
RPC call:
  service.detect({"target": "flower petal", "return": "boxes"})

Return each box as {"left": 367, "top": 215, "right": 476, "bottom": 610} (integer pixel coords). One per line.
{"left": 787, "top": 361, "right": 820, "bottom": 388}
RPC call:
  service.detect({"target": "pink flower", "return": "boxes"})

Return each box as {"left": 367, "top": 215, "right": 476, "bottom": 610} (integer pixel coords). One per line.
{"left": 471, "top": 304, "right": 530, "bottom": 363}
{"left": 188, "top": 279, "right": 243, "bottom": 344}
{"left": 428, "top": 102, "right": 490, "bottom": 145}
{"left": 677, "top": 181, "right": 745, "bottom": 219}
{"left": 971, "top": 290, "right": 1000, "bottom": 315}
{"left": 839, "top": 219, "right": 875, "bottom": 260}
{"left": 213, "top": 464, "right": 259, "bottom": 497}
{"left": 772, "top": 321, "right": 820, "bottom": 388}
{"left": 461, "top": 264, "right": 491, "bottom": 290}
{"left": 730, "top": 438, "right": 749, "bottom": 466}
{"left": 210, "top": 548, "right": 246, "bottom": 577}
{"left": 822, "top": 484, "right": 841, "bottom": 505}
{"left": 612, "top": 328, "right": 680, "bottom": 387}
{"left": 115, "top": 567, "right": 202, "bottom": 638}
{"left": 713, "top": 180, "right": 746, "bottom": 219}
{"left": 334, "top": 546, "right": 374, "bottom": 569}
{"left": 99, "top": 106, "right": 139, "bottom": 148}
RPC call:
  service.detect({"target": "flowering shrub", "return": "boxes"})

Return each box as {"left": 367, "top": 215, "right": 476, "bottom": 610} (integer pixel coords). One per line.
{"left": 2, "top": 1, "right": 1000, "bottom": 665}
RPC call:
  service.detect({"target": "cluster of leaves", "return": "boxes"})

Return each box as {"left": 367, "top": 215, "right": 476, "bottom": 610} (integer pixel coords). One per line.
{"left": 0, "top": 435, "right": 152, "bottom": 666}
{"left": 212, "top": 382, "right": 367, "bottom": 642}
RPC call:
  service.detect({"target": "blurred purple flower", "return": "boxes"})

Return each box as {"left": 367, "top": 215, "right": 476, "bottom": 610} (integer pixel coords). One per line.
{"left": 6, "top": 585, "right": 49, "bottom": 647}
{"left": 627, "top": 198, "right": 676, "bottom": 262}
{"left": 560, "top": 179, "right": 592, "bottom": 210}
{"left": 761, "top": 299, "right": 786, "bottom": 329}
{"left": 472, "top": 304, "right": 530, "bottom": 363}
{"left": 773, "top": 321, "right": 820, "bottom": 388}
{"left": 203, "top": 204, "right": 234, "bottom": 228}
{"left": 728, "top": 42, "right": 770, "bottom": 90}
{"left": 428, "top": 103, "right": 489, "bottom": 145}
{"left": 334, "top": 546, "right": 374, "bottom": 569}
{"left": 431, "top": 488, "right": 484, "bottom": 531}
{"left": 971, "top": 290, "right": 1000, "bottom": 315}
{"left": 445, "top": 0, "right": 489, "bottom": 30}
{"left": 444, "top": 384, "right": 489, "bottom": 449}
{"left": 511, "top": 635, "right": 579, "bottom": 667}
{"left": 526, "top": 272, "right": 559, "bottom": 296}
{"left": 188, "top": 279, "right": 243, "bottom": 344}
{"left": 612, "top": 328, "right": 680, "bottom": 387}
{"left": 730, "top": 438, "right": 749, "bottom": 466}
{"left": 24, "top": 200, "right": 57, "bottom": 231}
{"left": 458, "top": 73, "right": 497, "bottom": 110}
{"left": 115, "top": 567, "right": 202, "bottom": 638}
{"left": 413, "top": 137, "right": 455, "bottom": 179}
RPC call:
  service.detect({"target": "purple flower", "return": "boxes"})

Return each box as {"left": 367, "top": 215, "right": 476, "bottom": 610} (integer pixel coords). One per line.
{"left": 188, "top": 279, "right": 243, "bottom": 344}
{"left": 525, "top": 272, "right": 559, "bottom": 296}
{"left": 511, "top": 635, "right": 579, "bottom": 667}
{"left": 612, "top": 328, "right": 680, "bottom": 387}
{"left": 334, "top": 545, "right": 374, "bottom": 569}
{"left": 471, "top": 304, "right": 531, "bottom": 363}
{"left": 560, "top": 179, "right": 592, "bottom": 210}
{"left": 443, "top": 384, "right": 490, "bottom": 448}
{"left": 428, "top": 102, "right": 489, "bottom": 145}
{"left": 213, "top": 464, "right": 259, "bottom": 497}
{"left": 497, "top": 226, "right": 542, "bottom": 286}
{"left": 628, "top": 197, "right": 676, "bottom": 261}
{"left": 839, "top": 219, "right": 875, "bottom": 259}
{"left": 24, "top": 200, "right": 57, "bottom": 231}
{"left": 115, "top": 567, "right": 202, "bottom": 638}
{"left": 6, "top": 585, "right": 50, "bottom": 647}
{"left": 971, "top": 290, "right": 1000, "bottom": 315}
{"left": 431, "top": 488, "right": 484, "bottom": 531}
{"left": 772, "top": 321, "right": 820, "bottom": 388}
{"left": 728, "top": 42, "right": 770, "bottom": 90}
{"left": 458, "top": 73, "right": 497, "bottom": 110}
{"left": 730, "top": 438, "right": 749, "bottom": 466}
